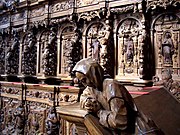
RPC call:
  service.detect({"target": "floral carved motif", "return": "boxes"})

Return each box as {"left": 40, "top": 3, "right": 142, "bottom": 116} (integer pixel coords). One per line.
{"left": 52, "top": 0, "right": 74, "bottom": 13}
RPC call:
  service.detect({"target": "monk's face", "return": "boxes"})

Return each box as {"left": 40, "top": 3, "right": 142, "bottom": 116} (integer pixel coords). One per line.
{"left": 75, "top": 72, "right": 93, "bottom": 87}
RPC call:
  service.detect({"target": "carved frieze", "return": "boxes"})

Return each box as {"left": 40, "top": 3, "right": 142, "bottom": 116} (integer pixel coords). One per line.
{"left": 30, "top": 7, "right": 45, "bottom": 18}
{"left": 0, "top": 15, "right": 9, "bottom": 26}
{"left": 51, "top": 0, "right": 74, "bottom": 13}
{"left": 11, "top": 12, "right": 24, "bottom": 22}
{"left": 146, "top": 0, "right": 179, "bottom": 12}
{"left": 110, "top": 5, "right": 134, "bottom": 14}
{"left": 77, "top": 0, "right": 99, "bottom": 7}
{"left": 78, "top": 10, "right": 101, "bottom": 21}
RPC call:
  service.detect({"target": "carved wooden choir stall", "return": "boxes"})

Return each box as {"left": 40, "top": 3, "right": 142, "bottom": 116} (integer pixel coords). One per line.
{"left": 0, "top": 0, "right": 179, "bottom": 135}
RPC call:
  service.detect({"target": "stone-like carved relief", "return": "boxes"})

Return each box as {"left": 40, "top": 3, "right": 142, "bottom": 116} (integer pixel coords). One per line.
{"left": 60, "top": 25, "right": 82, "bottom": 75}
{"left": 77, "top": 0, "right": 98, "bottom": 7}
{"left": 2, "top": 99, "right": 18, "bottom": 135}
{"left": 30, "top": 7, "right": 45, "bottom": 18}
{"left": 28, "top": 109, "right": 46, "bottom": 135}
{"left": 124, "top": 35, "right": 134, "bottom": 63}
{"left": 154, "top": 13, "right": 179, "bottom": 77}
{"left": 87, "top": 23, "right": 103, "bottom": 62}
{"left": 39, "top": 28, "right": 57, "bottom": 76}
{"left": 11, "top": 12, "right": 24, "bottom": 22}
{"left": 153, "top": 68, "right": 180, "bottom": 100}
{"left": 117, "top": 18, "right": 140, "bottom": 75}
{"left": 0, "top": 35, "right": 5, "bottom": 74}
{"left": 52, "top": 0, "right": 74, "bottom": 13}
{"left": 146, "top": 0, "right": 179, "bottom": 12}
{"left": 0, "top": 15, "right": 9, "bottom": 25}
{"left": 86, "top": 22, "right": 112, "bottom": 76}
{"left": 45, "top": 107, "right": 60, "bottom": 135}
{"left": 22, "top": 31, "right": 37, "bottom": 75}
{"left": 161, "top": 32, "right": 174, "bottom": 64}
{"left": 111, "top": 5, "right": 135, "bottom": 14}
{"left": 42, "top": 28, "right": 57, "bottom": 76}
{"left": 78, "top": 11, "right": 101, "bottom": 21}
{"left": 6, "top": 31, "right": 20, "bottom": 75}
{"left": 13, "top": 105, "right": 25, "bottom": 135}
{"left": 2, "top": 0, "right": 19, "bottom": 11}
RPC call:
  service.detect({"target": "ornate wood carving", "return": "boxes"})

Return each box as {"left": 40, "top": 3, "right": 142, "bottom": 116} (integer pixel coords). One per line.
{"left": 0, "top": 34, "right": 5, "bottom": 74}
{"left": 153, "top": 13, "right": 180, "bottom": 77}
{"left": 21, "top": 31, "right": 37, "bottom": 75}
{"left": 5, "top": 31, "right": 20, "bottom": 75}
{"left": 117, "top": 18, "right": 141, "bottom": 77}
{"left": 38, "top": 27, "right": 57, "bottom": 77}
{"left": 146, "top": 0, "right": 179, "bottom": 12}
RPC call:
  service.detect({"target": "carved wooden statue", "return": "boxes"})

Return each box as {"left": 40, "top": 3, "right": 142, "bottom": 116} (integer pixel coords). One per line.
{"left": 45, "top": 107, "right": 60, "bottom": 135}
{"left": 73, "top": 58, "right": 164, "bottom": 135}
{"left": 153, "top": 69, "right": 180, "bottom": 100}
{"left": 161, "top": 32, "right": 174, "bottom": 64}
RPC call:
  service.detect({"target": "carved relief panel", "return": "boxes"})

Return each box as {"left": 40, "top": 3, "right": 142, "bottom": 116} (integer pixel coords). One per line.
{"left": 0, "top": 34, "right": 5, "bottom": 75}
{"left": 59, "top": 25, "right": 82, "bottom": 77}
{"left": 27, "top": 108, "right": 46, "bottom": 135}
{"left": 37, "top": 28, "right": 57, "bottom": 77}
{"left": 21, "top": 31, "right": 37, "bottom": 76}
{"left": 153, "top": 13, "right": 180, "bottom": 78}
{"left": 116, "top": 18, "right": 142, "bottom": 78}
{"left": 6, "top": 31, "right": 20, "bottom": 75}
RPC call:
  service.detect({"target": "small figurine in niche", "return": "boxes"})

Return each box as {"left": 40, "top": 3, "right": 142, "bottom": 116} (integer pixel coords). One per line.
{"left": 73, "top": 58, "right": 164, "bottom": 135}
{"left": 45, "top": 107, "right": 59, "bottom": 135}
{"left": 124, "top": 36, "right": 134, "bottom": 63}
{"left": 162, "top": 32, "right": 174, "bottom": 64}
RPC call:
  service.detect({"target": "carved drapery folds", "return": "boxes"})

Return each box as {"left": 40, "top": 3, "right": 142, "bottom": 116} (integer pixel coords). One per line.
{"left": 117, "top": 18, "right": 142, "bottom": 77}
{"left": 153, "top": 13, "right": 180, "bottom": 77}
{"left": 6, "top": 31, "right": 20, "bottom": 75}
{"left": 21, "top": 31, "right": 37, "bottom": 75}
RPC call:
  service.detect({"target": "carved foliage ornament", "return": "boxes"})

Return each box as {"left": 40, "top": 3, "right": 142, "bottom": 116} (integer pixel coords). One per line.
{"left": 78, "top": 10, "right": 101, "bottom": 21}
{"left": 52, "top": 0, "right": 74, "bottom": 13}
{"left": 146, "top": 0, "right": 179, "bottom": 12}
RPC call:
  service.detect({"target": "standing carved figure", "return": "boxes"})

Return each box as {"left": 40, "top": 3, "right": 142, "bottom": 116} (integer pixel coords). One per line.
{"left": 73, "top": 58, "right": 164, "bottom": 135}
{"left": 124, "top": 36, "right": 134, "bottom": 63}
{"left": 162, "top": 32, "right": 174, "bottom": 64}
{"left": 45, "top": 107, "right": 59, "bottom": 135}
{"left": 13, "top": 105, "right": 25, "bottom": 135}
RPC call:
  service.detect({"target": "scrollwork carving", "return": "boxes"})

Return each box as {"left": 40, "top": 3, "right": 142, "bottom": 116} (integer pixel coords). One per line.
{"left": 146, "top": 0, "right": 179, "bottom": 12}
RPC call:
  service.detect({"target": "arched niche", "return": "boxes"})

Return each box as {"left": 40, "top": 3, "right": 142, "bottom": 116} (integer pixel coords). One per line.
{"left": 37, "top": 27, "right": 58, "bottom": 77}
{"left": 58, "top": 24, "right": 76, "bottom": 77}
{"left": 115, "top": 17, "right": 143, "bottom": 80}
{"left": 82, "top": 21, "right": 105, "bottom": 62}
{"left": 6, "top": 31, "right": 20, "bottom": 75}
{"left": 151, "top": 13, "right": 180, "bottom": 79}
{"left": 21, "top": 31, "right": 37, "bottom": 76}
